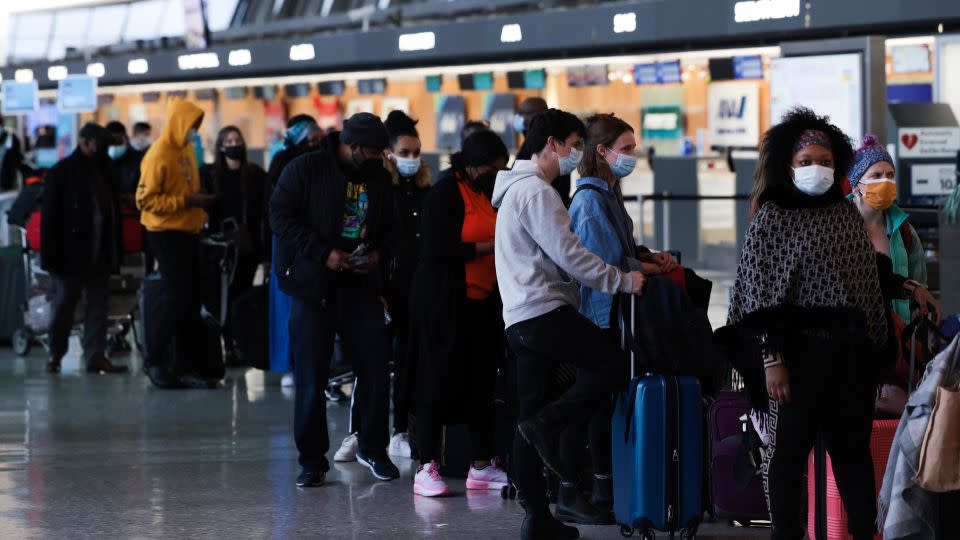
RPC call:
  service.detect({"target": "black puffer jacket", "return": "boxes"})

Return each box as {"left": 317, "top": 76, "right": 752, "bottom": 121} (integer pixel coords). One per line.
{"left": 268, "top": 132, "right": 394, "bottom": 301}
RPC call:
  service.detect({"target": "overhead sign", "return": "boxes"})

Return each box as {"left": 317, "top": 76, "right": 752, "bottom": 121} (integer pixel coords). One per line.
{"left": 1, "top": 80, "right": 39, "bottom": 114}
{"left": 734, "top": 0, "right": 801, "bottom": 23}
{"left": 897, "top": 127, "right": 960, "bottom": 158}
{"left": 634, "top": 61, "right": 682, "bottom": 85}
{"left": 708, "top": 82, "right": 760, "bottom": 147}
{"left": 733, "top": 55, "right": 764, "bottom": 79}
{"left": 911, "top": 163, "right": 958, "bottom": 196}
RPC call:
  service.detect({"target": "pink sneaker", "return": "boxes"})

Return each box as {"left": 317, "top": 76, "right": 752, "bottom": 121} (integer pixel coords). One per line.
{"left": 413, "top": 461, "right": 449, "bottom": 497}
{"left": 466, "top": 458, "right": 508, "bottom": 490}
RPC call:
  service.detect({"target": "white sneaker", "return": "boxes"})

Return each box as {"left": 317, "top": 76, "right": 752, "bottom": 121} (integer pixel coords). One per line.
{"left": 281, "top": 373, "right": 295, "bottom": 388}
{"left": 388, "top": 432, "right": 412, "bottom": 458}
{"left": 334, "top": 433, "right": 359, "bottom": 462}
{"left": 413, "top": 461, "right": 450, "bottom": 497}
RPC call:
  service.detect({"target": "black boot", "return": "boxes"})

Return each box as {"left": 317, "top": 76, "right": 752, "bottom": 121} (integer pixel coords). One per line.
{"left": 591, "top": 475, "right": 614, "bottom": 512}
{"left": 555, "top": 483, "right": 614, "bottom": 525}
{"left": 521, "top": 508, "right": 580, "bottom": 540}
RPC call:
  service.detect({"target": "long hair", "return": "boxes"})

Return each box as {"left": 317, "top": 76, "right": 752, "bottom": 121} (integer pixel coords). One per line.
{"left": 211, "top": 126, "right": 252, "bottom": 205}
{"left": 578, "top": 113, "right": 634, "bottom": 179}
{"left": 750, "top": 107, "right": 854, "bottom": 217}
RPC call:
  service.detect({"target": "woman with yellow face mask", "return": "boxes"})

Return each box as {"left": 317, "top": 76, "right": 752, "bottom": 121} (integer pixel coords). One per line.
{"left": 848, "top": 135, "right": 927, "bottom": 323}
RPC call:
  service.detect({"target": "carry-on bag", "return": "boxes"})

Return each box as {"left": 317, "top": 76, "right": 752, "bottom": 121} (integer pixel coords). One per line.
{"left": 230, "top": 284, "right": 269, "bottom": 370}
{"left": 808, "top": 419, "right": 899, "bottom": 540}
{"left": 612, "top": 294, "right": 703, "bottom": 539}
{"left": 708, "top": 391, "right": 768, "bottom": 524}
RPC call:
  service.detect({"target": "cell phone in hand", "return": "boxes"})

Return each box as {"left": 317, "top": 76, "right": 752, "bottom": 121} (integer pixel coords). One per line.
{"left": 348, "top": 244, "right": 369, "bottom": 266}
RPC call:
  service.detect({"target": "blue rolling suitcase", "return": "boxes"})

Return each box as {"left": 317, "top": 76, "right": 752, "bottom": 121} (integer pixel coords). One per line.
{"left": 612, "top": 295, "right": 703, "bottom": 539}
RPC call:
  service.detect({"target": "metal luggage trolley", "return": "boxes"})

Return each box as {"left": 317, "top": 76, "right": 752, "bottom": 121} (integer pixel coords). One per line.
{"left": 10, "top": 222, "right": 139, "bottom": 358}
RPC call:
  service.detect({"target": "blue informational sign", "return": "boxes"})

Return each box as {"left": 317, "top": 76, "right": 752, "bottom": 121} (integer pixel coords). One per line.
{"left": 474, "top": 72, "right": 494, "bottom": 91}
{"left": 483, "top": 93, "right": 516, "bottom": 150}
{"left": 657, "top": 61, "right": 682, "bottom": 84}
{"left": 733, "top": 55, "right": 764, "bottom": 79}
{"left": 888, "top": 83, "right": 933, "bottom": 104}
{"left": 523, "top": 69, "right": 546, "bottom": 89}
{"left": 435, "top": 95, "right": 465, "bottom": 151}
{"left": 634, "top": 63, "right": 659, "bottom": 85}
{"left": 1, "top": 81, "right": 39, "bottom": 115}
{"left": 56, "top": 75, "right": 98, "bottom": 113}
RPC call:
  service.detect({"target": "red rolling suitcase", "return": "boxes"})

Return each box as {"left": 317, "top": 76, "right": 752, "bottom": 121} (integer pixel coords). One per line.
{"left": 807, "top": 419, "right": 899, "bottom": 540}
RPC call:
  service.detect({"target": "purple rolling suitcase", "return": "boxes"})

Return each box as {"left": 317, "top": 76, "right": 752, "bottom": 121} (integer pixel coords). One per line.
{"left": 708, "top": 391, "right": 769, "bottom": 524}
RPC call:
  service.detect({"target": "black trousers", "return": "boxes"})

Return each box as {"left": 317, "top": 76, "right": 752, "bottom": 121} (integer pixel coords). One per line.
{"left": 557, "top": 328, "right": 617, "bottom": 481}
{"left": 762, "top": 336, "right": 877, "bottom": 540}
{"left": 290, "top": 282, "right": 391, "bottom": 472}
{"left": 49, "top": 273, "right": 109, "bottom": 367}
{"left": 506, "top": 306, "right": 622, "bottom": 511}
{"left": 146, "top": 230, "right": 201, "bottom": 376}
{"left": 222, "top": 253, "right": 258, "bottom": 353}
{"left": 417, "top": 297, "right": 499, "bottom": 465}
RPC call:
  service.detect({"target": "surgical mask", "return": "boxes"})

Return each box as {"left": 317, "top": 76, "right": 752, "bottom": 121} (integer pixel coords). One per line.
{"left": 131, "top": 137, "right": 151, "bottom": 151}
{"left": 395, "top": 156, "right": 421, "bottom": 177}
{"left": 222, "top": 145, "right": 245, "bottom": 160}
{"left": 792, "top": 165, "right": 835, "bottom": 196}
{"left": 607, "top": 149, "right": 637, "bottom": 178}
{"left": 862, "top": 180, "right": 897, "bottom": 211}
{"left": 107, "top": 145, "right": 127, "bottom": 160}
{"left": 513, "top": 115, "right": 526, "bottom": 135}
{"left": 558, "top": 147, "right": 583, "bottom": 176}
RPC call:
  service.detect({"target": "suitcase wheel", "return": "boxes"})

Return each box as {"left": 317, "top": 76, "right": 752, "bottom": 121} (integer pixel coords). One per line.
{"left": 619, "top": 525, "right": 638, "bottom": 538}
{"left": 500, "top": 484, "right": 517, "bottom": 500}
{"left": 12, "top": 327, "right": 31, "bottom": 356}
{"left": 680, "top": 527, "right": 697, "bottom": 540}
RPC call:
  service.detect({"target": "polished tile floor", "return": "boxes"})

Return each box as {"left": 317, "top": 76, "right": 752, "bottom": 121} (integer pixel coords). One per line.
{"left": 0, "top": 345, "right": 767, "bottom": 539}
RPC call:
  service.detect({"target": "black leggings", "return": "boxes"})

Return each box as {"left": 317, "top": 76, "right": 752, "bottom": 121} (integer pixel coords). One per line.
{"left": 762, "top": 336, "right": 877, "bottom": 540}
{"left": 417, "top": 298, "right": 499, "bottom": 465}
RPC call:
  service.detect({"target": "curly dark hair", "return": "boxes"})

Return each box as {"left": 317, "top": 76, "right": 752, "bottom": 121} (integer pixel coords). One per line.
{"left": 384, "top": 110, "right": 419, "bottom": 147}
{"left": 751, "top": 107, "right": 854, "bottom": 217}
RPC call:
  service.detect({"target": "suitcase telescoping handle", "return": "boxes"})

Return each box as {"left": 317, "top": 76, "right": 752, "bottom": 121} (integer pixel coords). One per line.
{"left": 619, "top": 294, "right": 638, "bottom": 380}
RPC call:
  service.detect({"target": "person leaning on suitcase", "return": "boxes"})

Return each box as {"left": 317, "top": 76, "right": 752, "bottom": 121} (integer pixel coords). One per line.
{"left": 491, "top": 109, "right": 645, "bottom": 540}
{"left": 40, "top": 123, "right": 129, "bottom": 375}
{"left": 269, "top": 113, "right": 399, "bottom": 488}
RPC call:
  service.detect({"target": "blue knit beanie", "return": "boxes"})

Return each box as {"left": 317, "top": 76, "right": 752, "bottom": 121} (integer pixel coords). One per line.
{"left": 847, "top": 134, "right": 894, "bottom": 190}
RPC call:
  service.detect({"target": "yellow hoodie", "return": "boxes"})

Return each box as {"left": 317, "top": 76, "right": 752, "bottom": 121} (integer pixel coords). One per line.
{"left": 136, "top": 98, "right": 206, "bottom": 233}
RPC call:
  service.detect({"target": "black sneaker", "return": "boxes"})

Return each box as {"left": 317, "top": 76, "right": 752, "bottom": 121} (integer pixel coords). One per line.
{"left": 296, "top": 468, "right": 326, "bottom": 488}
{"left": 180, "top": 374, "right": 220, "bottom": 389}
{"left": 555, "top": 484, "right": 614, "bottom": 525}
{"left": 518, "top": 415, "right": 563, "bottom": 478}
{"left": 521, "top": 512, "right": 580, "bottom": 540}
{"left": 356, "top": 451, "right": 400, "bottom": 481}
{"left": 145, "top": 365, "right": 185, "bottom": 389}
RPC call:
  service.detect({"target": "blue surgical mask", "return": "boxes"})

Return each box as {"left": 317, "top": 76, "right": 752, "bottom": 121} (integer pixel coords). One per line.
{"left": 107, "top": 144, "right": 127, "bottom": 160}
{"left": 513, "top": 114, "right": 526, "bottom": 135}
{"left": 608, "top": 149, "right": 637, "bottom": 178}
{"left": 395, "top": 156, "right": 421, "bottom": 177}
{"left": 558, "top": 147, "right": 583, "bottom": 176}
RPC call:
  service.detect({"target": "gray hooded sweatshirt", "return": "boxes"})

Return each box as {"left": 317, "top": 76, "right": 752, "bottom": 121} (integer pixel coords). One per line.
{"left": 492, "top": 160, "right": 633, "bottom": 328}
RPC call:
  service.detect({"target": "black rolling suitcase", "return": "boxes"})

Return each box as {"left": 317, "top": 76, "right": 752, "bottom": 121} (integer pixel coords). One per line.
{"left": 230, "top": 284, "right": 269, "bottom": 370}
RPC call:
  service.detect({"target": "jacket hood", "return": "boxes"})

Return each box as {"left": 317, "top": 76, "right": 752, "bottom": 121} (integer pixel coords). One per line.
{"left": 160, "top": 98, "right": 204, "bottom": 148}
{"left": 492, "top": 160, "right": 540, "bottom": 208}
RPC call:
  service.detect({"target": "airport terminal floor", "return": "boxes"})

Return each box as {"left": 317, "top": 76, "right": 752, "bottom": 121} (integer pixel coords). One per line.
{"left": 0, "top": 347, "right": 770, "bottom": 539}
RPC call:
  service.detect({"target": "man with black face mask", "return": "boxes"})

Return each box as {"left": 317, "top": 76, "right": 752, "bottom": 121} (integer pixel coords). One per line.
{"left": 40, "top": 123, "right": 128, "bottom": 375}
{"left": 269, "top": 112, "right": 399, "bottom": 487}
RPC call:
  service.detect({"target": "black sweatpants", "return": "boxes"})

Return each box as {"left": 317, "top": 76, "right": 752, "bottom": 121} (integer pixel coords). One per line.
{"left": 290, "top": 282, "right": 391, "bottom": 473}
{"left": 417, "top": 297, "right": 499, "bottom": 465}
{"left": 49, "top": 273, "right": 109, "bottom": 367}
{"left": 762, "top": 336, "right": 877, "bottom": 540}
{"left": 146, "top": 230, "right": 201, "bottom": 376}
{"left": 506, "top": 306, "right": 622, "bottom": 511}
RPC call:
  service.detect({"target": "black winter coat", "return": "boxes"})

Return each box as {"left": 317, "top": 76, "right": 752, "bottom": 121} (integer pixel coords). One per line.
{"left": 409, "top": 174, "right": 504, "bottom": 414}
{"left": 200, "top": 163, "right": 268, "bottom": 262}
{"left": 268, "top": 133, "right": 394, "bottom": 301}
{"left": 40, "top": 150, "right": 122, "bottom": 276}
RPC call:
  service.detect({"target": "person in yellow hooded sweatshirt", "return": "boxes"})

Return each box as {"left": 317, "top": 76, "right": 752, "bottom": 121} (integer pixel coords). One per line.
{"left": 137, "top": 98, "right": 217, "bottom": 389}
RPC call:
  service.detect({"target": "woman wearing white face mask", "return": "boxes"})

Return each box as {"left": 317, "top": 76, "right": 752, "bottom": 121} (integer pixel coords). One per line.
{"left": 719, "top": 108, "right": 931, "bottom": 540}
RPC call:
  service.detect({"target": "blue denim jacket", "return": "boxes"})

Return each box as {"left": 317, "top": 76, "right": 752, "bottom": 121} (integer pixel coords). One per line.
{"left": 569, "top": 177, "right": 641, "bottom": 328}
